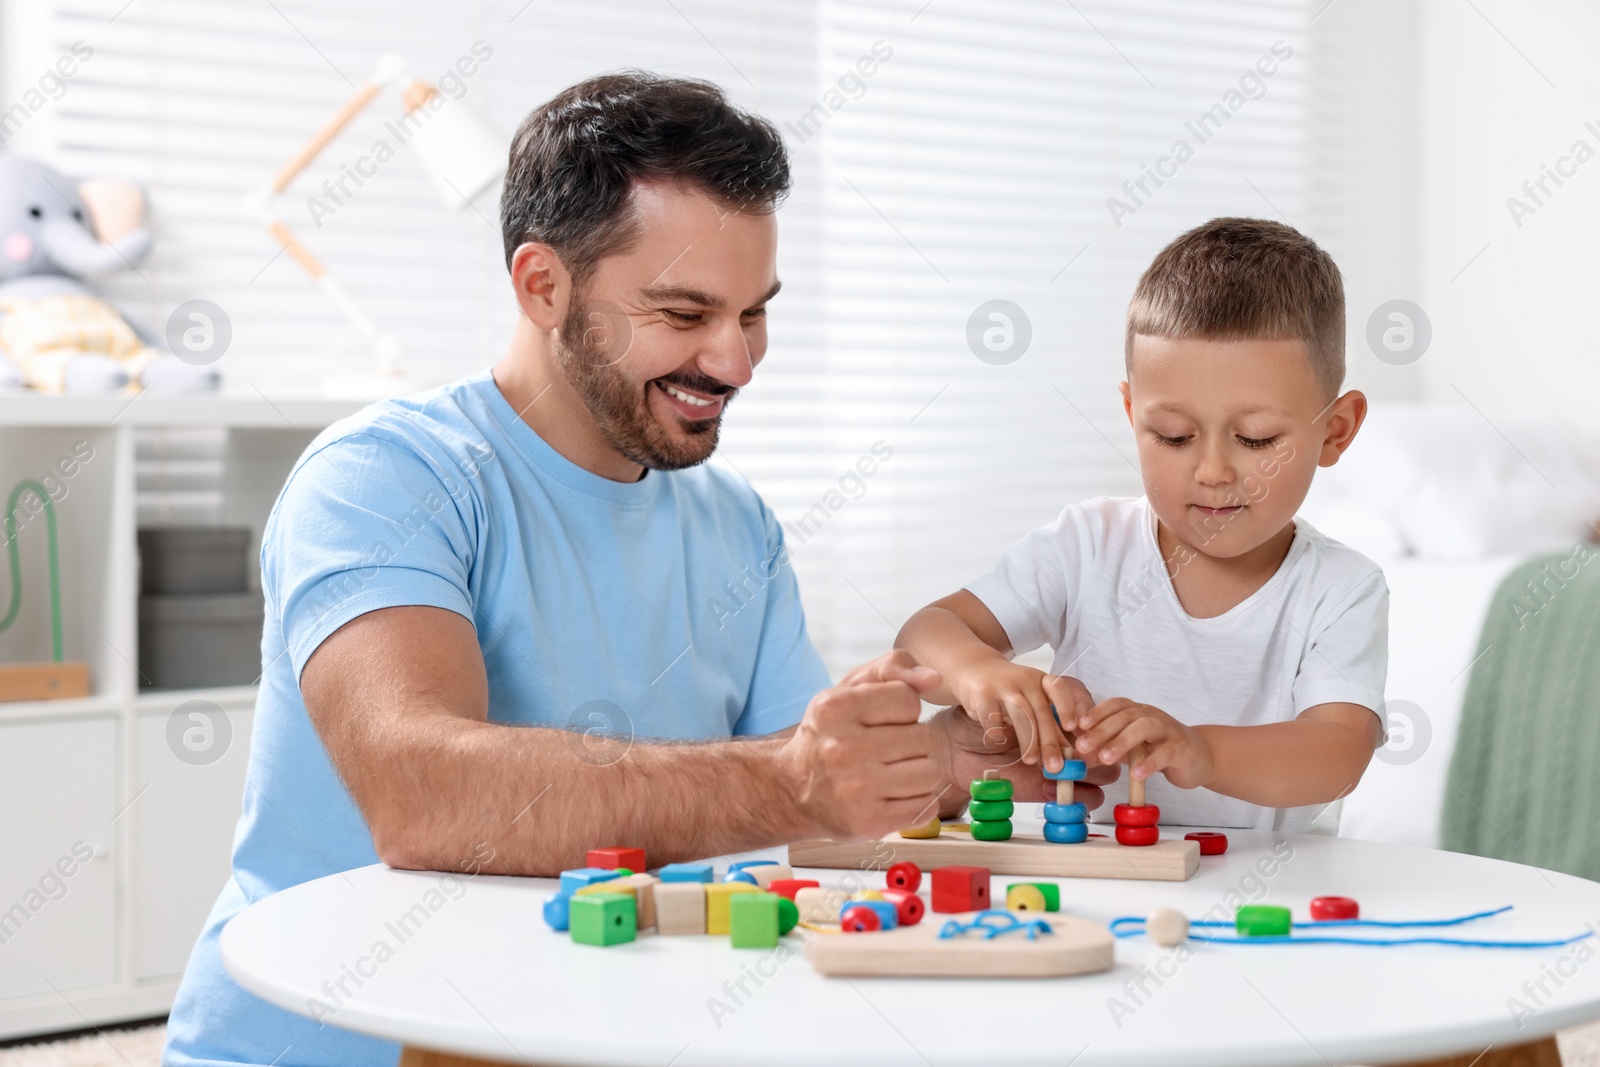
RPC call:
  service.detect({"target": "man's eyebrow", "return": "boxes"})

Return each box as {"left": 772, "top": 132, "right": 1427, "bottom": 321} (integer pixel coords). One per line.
{"left": 639, "top": 279, "right": 782, "bottom": 311}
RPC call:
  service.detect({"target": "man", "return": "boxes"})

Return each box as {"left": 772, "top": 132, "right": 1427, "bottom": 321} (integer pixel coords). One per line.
{"left": 166, "top": 72, "right": 1106, "bottom": 1067}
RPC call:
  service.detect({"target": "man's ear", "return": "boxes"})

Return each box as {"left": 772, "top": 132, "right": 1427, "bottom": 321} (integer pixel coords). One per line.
{"left": 509, "top": 242, "right": 570, "bottom": 332}
{"left": 1318, "top": 389, "right": 1368, "bottom": 467}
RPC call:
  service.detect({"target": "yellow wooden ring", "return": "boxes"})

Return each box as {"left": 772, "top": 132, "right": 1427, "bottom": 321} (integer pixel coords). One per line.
{"left": 854, "top": 889, "right": 885, "bottom": 901}
{"left": 898, "top": 814, "right": 942, "bottom": 839}
{"left": 1006, "top": 884, "right": 1048, "bottom": 911}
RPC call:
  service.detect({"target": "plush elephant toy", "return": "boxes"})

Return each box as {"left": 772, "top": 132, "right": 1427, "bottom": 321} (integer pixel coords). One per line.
{"left": 0, "top": 155, "right": 218, "bottom": 393}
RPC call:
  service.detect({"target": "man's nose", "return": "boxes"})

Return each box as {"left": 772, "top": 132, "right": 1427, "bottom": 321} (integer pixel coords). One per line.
{"left": 697, "top": 317, "right": 755, "bottom": 389}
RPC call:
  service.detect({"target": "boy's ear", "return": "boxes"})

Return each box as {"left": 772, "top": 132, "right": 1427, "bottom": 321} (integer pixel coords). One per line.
{"left": 509, "top": 241, "right": 571, "bottom": 332}
{"left": 1318, "top": 389, "right": 1368, "bottom": 467}
{"left": 1119, "top": 381, "right": 1133, "bottom": 425}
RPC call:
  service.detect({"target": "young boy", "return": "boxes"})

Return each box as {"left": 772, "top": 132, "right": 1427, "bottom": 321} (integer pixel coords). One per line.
{"left": 897, "top": 217, "right": 1386, "bottom": 832}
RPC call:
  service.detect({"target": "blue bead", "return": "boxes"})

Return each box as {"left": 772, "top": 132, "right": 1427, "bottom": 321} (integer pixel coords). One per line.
{"left": 1043, "top": 760, "right": 1087, "bottom": 781}
{"left": 841, "top": 900, "right": 899, "bottom": 930}
{"left": 728, "top": 860, "right": 779, "bottom": 872}
{"left": 724, "top": 870, "right": 759, "bottom": 885}
{"left": 559, "top": 867, "right": 621, "bottom": 895}
{"left": 1044, "top": 802, "right": 1087, "bottom": 824}
{"left": 658, "top": 862, "right": 714, "bottom": 883}
{"left": 542, "top": 894, "right": 571, "bottom": 931}
{"left": 1044, "top": 821, "right": 1089, "bottom": 844}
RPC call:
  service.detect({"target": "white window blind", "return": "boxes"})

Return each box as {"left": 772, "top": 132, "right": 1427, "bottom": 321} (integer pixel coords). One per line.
{"left": 19, "top": 0, "right": 1321, "bottom": 678}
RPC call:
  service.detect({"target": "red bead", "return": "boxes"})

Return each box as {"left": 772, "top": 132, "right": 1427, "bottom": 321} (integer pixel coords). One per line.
{"left": 1115, "top": 824, "right": 1160, "bottom": 846}
{"left": 1310, "top": 895, "right": 1360, "bottom": 920}
{"left": 840, "top": 905, "right": 882, "bottom": 932}
{"left": 1184, "top": 831, "right": 1228, "bottom": 856}
{"left": 882, "top": 888, "right": 925, "bottom": 926}
{"left": 930, "top": 865, "right": 991, "bottom": 913}
{"left": 767, "top": 878, "right": 820, "bottom": 901}
{"left": 587, "top": 847, "right": 646, "bottom": 872}
{"left": 886, "top": 861, "right": 922, "bottom": 893}
{"left": 1113, "top": 803, "right": 1160, "bottom": 828}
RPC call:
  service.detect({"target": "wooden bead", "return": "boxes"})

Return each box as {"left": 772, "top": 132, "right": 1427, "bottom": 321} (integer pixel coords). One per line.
{"left": 1043, "top": 802, "right": 1087, "bottom": 824}
{"left": 1236, "top": 904, "right": 1291, "bottom": 937}
{"left": 569, "top": 892, "right": 636, "bottom": 946}
{"left": 930, "top": 865, "right": 990, "bottom": 913}
{"left": 840, "top": 904, "right": 882, "bottom": 933}
{"left": 885, "top": 861, "right": 922, "bottom": 893}
{"left": 794, "top": 886, "right": 842, "bottom": 924}
{"left": 969, "top": 799, "right": 1015, "bottom": 821}
{"left": 654, "top": 882, "right": 707, "bottom": 935}
{"left": 704, "top": 883, "right": 760, "bottom": 935}
{"left": 1042, "top": 760, "right": 1087, "bottom": 781}
{"left": 1310, "top": 896, "right": 1360, "bottom": 921}
{"left": 1146, "top": 908, "right": 1188, "bottom": 946}
{"left": 542, "top": 894, "right": 570, "bottom": 932}
{"left": 1113, "top": 803, "right": 1160, "bottom": 827}
{"left": 882, "top": 888, "right": 925, "bottom": 926}
{"left": 1114, "top": 824, "right": 1159, "bottom": 846}
{"left": 1184, "top": 831, "right": 1228, "bottom": 855}
{"left": 657, "top": 862, "right": 713, "bottom": 883}
{"left": 587, "top": 847, "right": 646, "bottom": 872}
{"left": 970, "top": 819, "right": 1013, "bottom": 841}
{"left": 1043, "top": 821, "right": 1088, "bottom": 844}
{"left": 767, "top": 878, "right": 820, "bottom": 901}
{"left": 750, "top": 864, "right": 794, "bottom": 890}
{"left": 724, "top": 870, "right": 759, "bottom": 885}
{"left": 1004, "top": 883, "right": 1061, "bottom": 912}
{"left": 899, "top": 814, "right": 942, "bottom": 839}
{"left": 969, "top": 778, "right": 1014, "bottom": 802}
{"left": 841, "top": 900, "right": 898, "bottom": 931}
{"left": 777, "top": 895, "right": 800, "bottom": 935}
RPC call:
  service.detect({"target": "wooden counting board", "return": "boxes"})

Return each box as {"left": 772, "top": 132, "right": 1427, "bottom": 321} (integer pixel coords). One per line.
{"left": 805, "top": 909, "right": 1114, "bottom": 978}
{"left": 789, "top": 829, "right": 1199, "bottom": 881}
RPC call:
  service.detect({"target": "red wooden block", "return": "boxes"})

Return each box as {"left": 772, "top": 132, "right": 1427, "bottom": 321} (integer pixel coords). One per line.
{"left": 1113, "top": 803, "right": 1161, "bottom": 828}
{"left": 587, "top": 847, "right": 647, "bottom": 872}
{"left": 767, "top": 878, "right": 820, "bottom": 901}
{"left": 1115, "top": 824, "right": 1160, "bottom": 846}
{"left": 882, "top": 888, "right": 925, "bottom": 926}
{"left": 1310, "top": 895, "right": 1360, "bottom": 920}
{"left": 1185, "top": 831, "right": 1228, "bottom": 855}
{"left": 886, "top": 861, "right": 922, "bottom": 893}
{"left": 930, "top": 865, "right": 990, "bottom": 913}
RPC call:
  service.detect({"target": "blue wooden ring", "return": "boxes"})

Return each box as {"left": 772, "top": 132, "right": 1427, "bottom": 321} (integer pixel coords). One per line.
{"left": 1044, "top": 801, "right": 1088, "bottom": 824}
{"left": 1043, "top": 821, "right": 1089, "bottom": 844}
{"left": 1043, "top": 760, "right": 1087, "bottom": 781}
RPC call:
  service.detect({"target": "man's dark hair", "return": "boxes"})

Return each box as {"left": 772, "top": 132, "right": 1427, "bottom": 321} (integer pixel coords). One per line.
{"left": 500, "top": 71, "right": 791, "bottom": 284}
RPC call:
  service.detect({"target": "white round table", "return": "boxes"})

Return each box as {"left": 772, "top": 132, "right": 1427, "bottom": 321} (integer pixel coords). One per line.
{"left": 221, "top": 827, "right": 1600, "bottom": 1067}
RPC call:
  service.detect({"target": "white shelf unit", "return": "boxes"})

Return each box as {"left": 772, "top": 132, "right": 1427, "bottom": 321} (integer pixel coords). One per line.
{"left": 0, "top": 393, "right": 362, "bottom": 1040}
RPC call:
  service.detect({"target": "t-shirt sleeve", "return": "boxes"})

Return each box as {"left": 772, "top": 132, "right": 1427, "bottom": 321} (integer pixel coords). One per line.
{"left": 731, "top": 501, "right": 832, "bottom": 737}
{"left": 962, "top": 507, "right": 1082, "bottom": 657}
{"left": 1292, "top": 568, "right": 1389, "bottom": 719}
{"left": 262, "top": 432, "right": 477, "bottom": 680}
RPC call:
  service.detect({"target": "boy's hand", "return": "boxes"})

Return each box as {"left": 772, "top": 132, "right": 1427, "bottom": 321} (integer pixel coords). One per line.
{"left": 1073, "top": 698, "right": 1214, "bottom": 790}
{"left": 951, "top": 661, "right": 1093, "bottom": 772}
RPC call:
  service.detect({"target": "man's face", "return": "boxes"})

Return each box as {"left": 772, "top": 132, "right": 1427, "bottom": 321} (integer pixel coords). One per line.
{"left": 555, "top": 181, "right": 780, "bottom": 471}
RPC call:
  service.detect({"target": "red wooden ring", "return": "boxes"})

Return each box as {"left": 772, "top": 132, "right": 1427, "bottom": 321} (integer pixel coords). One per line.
{"left": 1310, "top": 895, "right": 1360, "bottom": 921}
{"left": 1113, "top": 803, "right": 1161, "bottom": 828}
{"left": 1184, "top": 831, "right": 1229, "bottom": 856}
{"left": 886, "top": 861, "right": 922, "bottom": 893}
{"left": 882, "top": 888, "right": 925, "bottom": 926}
{"left": 1115, "top": 824, "right": 1160, "bottom": 846}
{"left": 840, "top": 905, "right": 882, "bottom": 933}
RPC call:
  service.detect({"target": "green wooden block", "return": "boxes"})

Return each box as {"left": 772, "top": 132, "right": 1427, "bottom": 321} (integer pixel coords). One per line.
{"left": 970, "top": 819, "right": 1013, "bottom": 841}
{"left": 969, "top": 778, "right": 1014, "bottom": 802}
{"left": 969, "top": 798, "right": 1014, "bottom": 821}
{"left": 1236, "top": 904, "right": 1291, "bottom": 937}
{"left": 1006, "top": 881, "right": 1060, "bottom": 911}
{"left": 729, "top": 891, "right": 780, "bottom": 948}
{"left": 570, "top": 891, "right": 637, "bottom": 946}
{"left": 777, "top": 895, "right": 799, "bottom": 936}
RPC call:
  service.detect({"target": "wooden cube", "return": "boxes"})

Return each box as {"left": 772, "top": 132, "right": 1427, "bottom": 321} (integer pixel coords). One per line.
{"left": 569, "top": 892, "right": 636, "bottom": 946}
{"left": 654, "top": 882, "right": 707, "bottom": 935}
{"left": 658, "top": 862, "right": 713, "bottom": 883}
{"left": 613, "top": 873, "right": 659, "bottom": 929}
{"left": 587, "top": 846, "right": 647, "bottom": 872}
{"left": 559, "top": 867, "right": 621, "bottom": 895}
{"left": 729, "top": 892, "right": 780, "bottom": 948}
{"left": 750, "top": 863, "right": 794, "bottom": 890}
{"left": 931, "top": 865, "right": 991, "bottom": 913}
{"left": 705, "top": 882, "right": 760, "bottom": 935}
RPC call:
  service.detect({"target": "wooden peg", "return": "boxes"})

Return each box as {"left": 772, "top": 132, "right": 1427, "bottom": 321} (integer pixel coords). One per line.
{"left": 1128, "top": 744, "right": 1147, "bottom": 807}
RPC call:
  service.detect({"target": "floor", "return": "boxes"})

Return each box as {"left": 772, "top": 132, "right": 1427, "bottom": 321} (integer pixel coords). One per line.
{"left": 2, "top": 1020, "right": 1600, "bottom": 1066}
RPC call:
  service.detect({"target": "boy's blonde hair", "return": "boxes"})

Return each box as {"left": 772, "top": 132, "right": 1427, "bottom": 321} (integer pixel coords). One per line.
{"left": 1125, "top": 217, "right": 1345, "bottom": 397}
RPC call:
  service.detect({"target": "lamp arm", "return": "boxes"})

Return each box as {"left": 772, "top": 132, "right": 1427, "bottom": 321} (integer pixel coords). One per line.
{"left": 270, "top": 79, "right": 383, "bottom": 193}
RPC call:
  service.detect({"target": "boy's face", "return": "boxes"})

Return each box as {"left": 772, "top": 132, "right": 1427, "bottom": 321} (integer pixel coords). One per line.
{"left": 1121, "top": 335, "right": 1366, "bottom": 561}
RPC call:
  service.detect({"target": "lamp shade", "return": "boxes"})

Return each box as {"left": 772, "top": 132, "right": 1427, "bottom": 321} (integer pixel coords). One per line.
{"left": 404, "top": 94, "right": 507, "bottom": 210}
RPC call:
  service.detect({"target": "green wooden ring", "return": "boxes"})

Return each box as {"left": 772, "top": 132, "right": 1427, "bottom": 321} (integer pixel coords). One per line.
{"left": 969, "top": 799, "right": 1015, "bottom": 821}
{"left": 970, "top": 819, "right": 1013, "bottom": 841}
{"left": 969, "top": 778, "right": 1014, "bottom": 802}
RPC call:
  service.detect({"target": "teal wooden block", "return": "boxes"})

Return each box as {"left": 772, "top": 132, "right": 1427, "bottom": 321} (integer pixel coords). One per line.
{"left": 658, "top": 862, "right": 713, "bottom": 883}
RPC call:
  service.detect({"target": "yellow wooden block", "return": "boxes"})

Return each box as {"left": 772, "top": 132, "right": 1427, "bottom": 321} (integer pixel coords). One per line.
{"left": 899, "top": 814, "right": 941, "bottom": 839}
{"left": 705, "top": 882, "right": 759, "bottom": 935}
{"left": 653, "top": 882, "right": 707, "bottom": 935}
{"left": 750, "top": 864, "right": 793, "bottom": 890}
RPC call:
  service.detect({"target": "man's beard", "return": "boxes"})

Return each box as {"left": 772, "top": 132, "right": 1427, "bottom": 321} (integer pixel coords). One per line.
{"left": 555, "top": 297, "right": 736, "bottom": 472}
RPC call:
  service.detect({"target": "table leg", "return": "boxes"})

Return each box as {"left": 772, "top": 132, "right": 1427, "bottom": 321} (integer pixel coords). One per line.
{"left": 398, "top": 1046, "right": 552, "bottom": 1067}
{"left": 1399, "top": 1035, "right": 1562, "bottom": 1067}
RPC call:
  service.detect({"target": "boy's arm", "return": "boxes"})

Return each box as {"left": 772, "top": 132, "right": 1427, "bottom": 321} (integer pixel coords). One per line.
{"left": 895, "top": 590, "right": 1013, "bottom": 706}
{"left": 1192, "top": 703, "right": 1382, "bottom": 808}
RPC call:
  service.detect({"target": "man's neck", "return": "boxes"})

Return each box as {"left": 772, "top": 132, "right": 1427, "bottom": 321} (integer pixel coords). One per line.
{"left": 492, "top": 320, "right": 646, "bottom": 484}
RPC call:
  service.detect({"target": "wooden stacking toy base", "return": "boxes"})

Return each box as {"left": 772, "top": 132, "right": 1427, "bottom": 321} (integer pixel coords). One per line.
{"left": 789, "top": 830, "right": 1199, "bottom": 881}
{"left": 0, "top": 660, "right": 89, "bottom": 702}
{"left": 805, "top": 909, "right": 1113, "bottom": 978}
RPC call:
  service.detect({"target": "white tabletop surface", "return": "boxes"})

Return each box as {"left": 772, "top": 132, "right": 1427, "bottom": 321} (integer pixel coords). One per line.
{"left": 220, "top": 825, "right": 1600, "bottom": 1067}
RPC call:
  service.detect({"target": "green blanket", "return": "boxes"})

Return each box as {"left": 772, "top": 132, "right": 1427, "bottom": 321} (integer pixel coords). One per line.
{"left": 1440, "top": 544, "right": 1600, "bottom": 879}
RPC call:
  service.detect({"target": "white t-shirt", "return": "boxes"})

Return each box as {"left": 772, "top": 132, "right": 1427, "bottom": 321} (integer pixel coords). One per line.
{"left": 965, "top": 496, "right": 1388, "bottom": 833}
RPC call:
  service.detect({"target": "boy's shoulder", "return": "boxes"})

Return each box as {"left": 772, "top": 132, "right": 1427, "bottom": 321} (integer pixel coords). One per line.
{"left": 1286, "top": 517, "right": 1389, "bottom": 618}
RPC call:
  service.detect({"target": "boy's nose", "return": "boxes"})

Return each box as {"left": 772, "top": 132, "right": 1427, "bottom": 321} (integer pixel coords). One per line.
{"left": 1194, "top": 445, "right": 1235, "bottom": 486}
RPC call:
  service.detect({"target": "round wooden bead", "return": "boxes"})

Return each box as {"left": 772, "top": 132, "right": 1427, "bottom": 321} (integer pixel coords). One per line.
{"left": 1184, "top": 831, "right": 1228, "bottom": 855}
{"left": 724, "top": 870, "right": 759, "bottom": 885}
{"left": 1146, "top": 908, "right": 1189, "bottom": 947}
{"left": 1043, "top": 821, "right": 1088, "bottom": 844}
{"left": 840, "top": 905, "right": 882, "bottom": 933}
{"left": 970, "top": 819, "right": 1013, "bottom": 841}
{"left": 898, "top": 814, "right": 941, "bottom": 839}
{"left": 1043, "top": 801, "right": 1087, "bottom": 824}
{"left": 969, "top": 799, "right": 1015, "bottom": 821}
{"left": 1236, "top": 904, "right": 1292, "bottom": 937}
{"left": 842, "top": 900, "right": 898, "bottom": 931}
{"left": 777, "top": 896, "right": 800, "bottom": 935}
{"left": 885, "top": 861, "right": 922, "bottom": 893}
{"left": 1310, "top": 895, "right": 1360, "bottom": 921}
{"left": 1005, "top": 884, "right": 1047, "bottom": 911}
{"left": 882, "top": 888, "right": 925, "bottom": 926}
{"left": 969, "top": 778, "right": 1014, "bottom": 802}
{"left": 542, "top": 894, "right": 571, "bottom": 932}
{"left": 1115, "top": 824, "right": 1160, "bottom": 846}
{"left": 1042, "top": 760, "right": 1088, "bottom": 781}
{"left": 1113, "top": 803, "right": 1160, "bottom": 827}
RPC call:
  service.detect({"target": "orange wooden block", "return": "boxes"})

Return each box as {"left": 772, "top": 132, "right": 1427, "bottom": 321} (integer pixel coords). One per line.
{"left": 0, "top": 661, "right": 90, "bottom": 702}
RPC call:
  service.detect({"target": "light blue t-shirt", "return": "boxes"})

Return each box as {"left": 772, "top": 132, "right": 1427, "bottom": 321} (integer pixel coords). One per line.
{"left": 165, "top": 370, "right": 830, "bottom": 1067}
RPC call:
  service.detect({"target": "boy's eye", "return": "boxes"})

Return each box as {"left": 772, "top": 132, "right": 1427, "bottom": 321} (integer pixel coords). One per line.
{"left": 663, "top": 310, "right": 702, "bottom": 324}
{"left": 1237, "top": 435, "right": 1279, "bottom": 449}
{"left": 1153, "top": 433, "right": 1191, "bottom": 447}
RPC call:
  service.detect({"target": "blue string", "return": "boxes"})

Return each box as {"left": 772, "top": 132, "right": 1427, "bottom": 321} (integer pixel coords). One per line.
{"left": 1109, "top": 906, "right": 1594, "bottom": 949}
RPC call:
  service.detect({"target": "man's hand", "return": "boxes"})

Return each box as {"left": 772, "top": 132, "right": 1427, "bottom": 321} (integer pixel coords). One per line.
{"left": 1073, "top": 697, "right": 1214, "bottom": 790}
{"left": 949, "top": 661, "right": 1093, "bottom": 774}
{"left": 928, "top": 703, "right": 1113, "bottom": 816}
{"left": 775, "top": 651, "right": 949, "bottom": 841}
